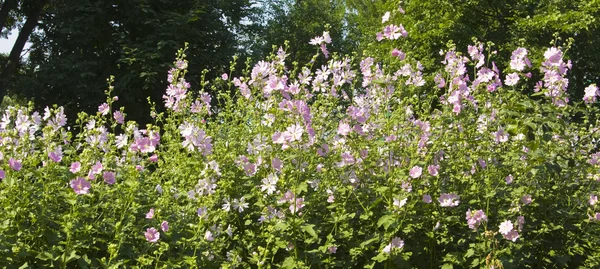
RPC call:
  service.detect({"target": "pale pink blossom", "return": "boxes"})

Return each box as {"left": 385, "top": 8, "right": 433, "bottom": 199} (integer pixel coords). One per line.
{"left": 145, "top": 228, "right": 160, "bottom": 242}
{"left": 438, "top": 193, "right": 460, "bottom": 207}
{"left": 409, "top": 166, "right": 422, "bottom": 178}
{"left": 146, "top": 208, "right": 155, "bottom": 219}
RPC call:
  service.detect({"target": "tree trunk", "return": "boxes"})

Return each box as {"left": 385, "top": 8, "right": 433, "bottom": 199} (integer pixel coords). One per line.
{"left": 0, "top": 0, "right": 17, "bottom": 35}
{"left": 0, "top": 0, "right": 47, "bottom": 98}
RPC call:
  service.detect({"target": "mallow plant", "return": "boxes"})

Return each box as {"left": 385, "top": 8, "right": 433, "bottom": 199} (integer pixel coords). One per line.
{"left": 1, "top": 9, "right": 600, "bottom": 269}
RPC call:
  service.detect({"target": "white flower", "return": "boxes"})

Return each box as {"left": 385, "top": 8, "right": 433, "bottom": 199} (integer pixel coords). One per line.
{"left": 499, "top": 220, "right": 514, "bottom": 235}
{"left": 222, "top": 199, "right": 231, "bottom": 212}
{"left": 438, "top": 193, "right": 460, "bottom": 207}
{"left": 261, "top": 174, "right": 279, "bottom": 195}
{"left": 393, "top": 198, "right": 408, "bottom": 208}
{"left": 505, "top": 73, "right": 520, "bottom": 86}
{"left": 204, "top": 230, "right": 214, "bottom": 241}
{"left": 382, "top": 11, "right": 391, "bottom": 23}
{"left": 285, "top": 124, "right": 304, "bottom": 142}
{"left": 382, "top": 237, "right": 404, "bottom": 253}
{"left": 115, "top": 134, "right": 128, "bottom": 149}
{"left": 233, "top": 197, "right": 249, "bottom": 213}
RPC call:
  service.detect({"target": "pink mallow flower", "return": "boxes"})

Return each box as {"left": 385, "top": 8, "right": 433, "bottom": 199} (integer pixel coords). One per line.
{"left": 503, "top": 230, "right": 520, "bottom": 242}
{"left": 391, "top": 48, "right": 406, "bottom": 60}
{"left": 290, "top": 198, "right": 305, "bottom": 214}
{"left": 0, "top": 169, "right": 4, "bottom": 179}
{"left": 438, "top": 193, "right": 460, "bottom": 207}
{"left": 465, "top": 209, "right": 488, "bottom": 230}
{"left": 113, "top": 111, "right": 125, "bottom": 124}
{"left": 48, "top": 146, "right": 62, "bottom": 163}
{"left": 337, "top": 121, "right": 351, "bottom": 136}
{"left": 272, "top": 158, "right": 283, "bottom": 172}
{"left": 409, "top": 166, "right": 422, "bottom": 178}
{"left": 161, "top": 221, "right": 169, "bottom": 232}
{"left": 103, "top": 171, "right": 115, "bottom": 185}
{"left": 70, "top": 162, "right": 81, "bottom": 173}
{"left": 589, "top": 194, "right": 598, "bottom": 206}
{"left": 422, "top": 194, "right": 432, "bottom": 204}
{"left": 521, "top": 194, "right": 532, "bottom": 205}
{"left": 8, "top": 158, "right": 22, "bottom": 171}
{"left": 428, "top": 165, "right": 439, "bottom": 176}
{"left": 144, "top": 227, "right": 160, "bottom": 243}
{"left": 584, "top": 84, "right": 599, "bottom": 104}
{"left": 382, "top": 11, "right": 390, "bottom": 23}
{"left": 382, "top": 24, "right": 408, "bottom": 40}
{"left": 91, "top": 161, "right": 103, "bottom": 175}
{"left": 146, "top": 208, "right": 155, "bottom": 219}
{"left": 70, "top": 177, "right": 91, "bottom": 195}
{"left": 98, "top": 103, "right": 110, "bottom": 115}
{"left": 382, "top": 237, "right": 404, "bottom": 254}
{"left": 498, "top": 220, "right": 514, "bottom": 235}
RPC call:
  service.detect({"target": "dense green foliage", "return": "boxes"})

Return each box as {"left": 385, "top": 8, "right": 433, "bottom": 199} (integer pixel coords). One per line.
{"left": 0, "top": 1, "right": 599, "bottom": 268}
{"left": 1, "top": 37, "right": 600, "bottom": 267}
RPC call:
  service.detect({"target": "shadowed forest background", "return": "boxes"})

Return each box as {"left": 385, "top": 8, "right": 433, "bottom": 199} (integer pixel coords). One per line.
{"left": 0, "top": 0, "right": 598, "bottom": 124}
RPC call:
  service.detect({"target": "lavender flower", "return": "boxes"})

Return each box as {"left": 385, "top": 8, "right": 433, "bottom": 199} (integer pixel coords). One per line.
{"left": 103, "top": 171, "right": 115, "bottom": 185}
{"left": 161, "top": 221, "right": 169, "bottom": 232}
{"left": 8, "top": 158, "right": 22, "bottom": 171}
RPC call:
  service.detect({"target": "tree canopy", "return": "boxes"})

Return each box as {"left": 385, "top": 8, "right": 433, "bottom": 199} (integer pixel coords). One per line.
{"left": 1, "top": 0, "right": 254, "bottom": 124}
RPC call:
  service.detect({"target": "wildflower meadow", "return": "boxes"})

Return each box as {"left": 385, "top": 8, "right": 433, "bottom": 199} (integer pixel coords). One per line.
{"left": 2, "top": 11, "right": 600, "bottom": 269}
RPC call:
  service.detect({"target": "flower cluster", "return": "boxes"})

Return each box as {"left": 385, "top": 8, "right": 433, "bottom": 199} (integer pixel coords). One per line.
{"left": 465, "top": 209, "right": 488, "bottom": 230}
{"left": 2, "top": 14, "right": 600, "bottom": 268}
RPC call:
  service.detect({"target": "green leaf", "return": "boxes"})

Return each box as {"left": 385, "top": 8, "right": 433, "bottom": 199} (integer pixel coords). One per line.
{"left": 65, "top": 250, "right": 80, "bottom": 263}
{"left": 371, "top": 252, "right": 388, "bottom": 263}
{"left": 300, "top": 224, "right": 318, "bottom": 239}
{"left": 281, "top": 256, "right": 297, "bottom": 269}
{"left": 297, "top": 182, "right": 308, "bottom": 195}
{"left": 441, "top": 263, "right": 454, "bottom": 269}
{"left": 360, "top": 236, "right": 380, "bottom": 248}
{"left": 35, "top": 251, "right": 53, "bottom": 261}
{"left": 464, "top": 248, "right": 475, "bottom": 258}
{"left": 377, "top": 214, "right": 396, "bottom": 230}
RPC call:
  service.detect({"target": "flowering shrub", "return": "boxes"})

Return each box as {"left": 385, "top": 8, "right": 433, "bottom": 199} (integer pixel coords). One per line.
{"left": 1, "top": 21, "right": 600, "bottom": 269}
